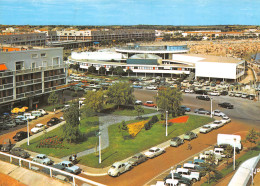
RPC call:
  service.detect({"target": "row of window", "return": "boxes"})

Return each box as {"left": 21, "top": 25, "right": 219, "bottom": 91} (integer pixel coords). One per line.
{"left": 15, "top": 57, "right": 60, "bottom": 70}
{"left": 31, "top": 53, "right": 46, "bottom": 58}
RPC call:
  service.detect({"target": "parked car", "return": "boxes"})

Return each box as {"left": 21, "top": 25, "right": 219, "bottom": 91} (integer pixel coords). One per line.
{"left": 170, "top": 137, "right": 184, "bottom": 147}
{"left": 144, "top": 147, "right": 165, "bottom": 158}
{"left": 199, "top": 124, "right": 213, "bottom": 134}
{"left": 24, "top": 113, "right": 36, "bottom": 120}
{"left": 58, "top": 161, "right": 81, "bottom": 174}
{"left": 194, "top": 108, "right": 210, "bottom": 115}
{"left": 108, "top": 161, "right": 132, "bottom": 177}
{"left": 128, "top": 153, "right": 147, "bottom": 166}
{"left": 146, "top": 85, "right": 157, "bottom": 90}
{"left": 173, "top": 168, "right": 201, "bottom": 183}
{"left": 208, "top": 91, "right": 220, "bottom": 96}
{"left": 1, "top": 139, "right": 12, "bottom": 152}
{"left": 210, "top": 120, "right": 224, "bottom": 129}
{"left": 229, "top": 92, "right": 236, "bottom": 97}
{"left": 184, "top": 89, "right": 194, "bottom": 93}
{"left": 132, "top": 85, "right": 143, "bottom": 89}
{"left": 47, "top": 117, "right": 60, "bottom": 127}
{"left": 32, "top": 154, "right": 54, "bottom": 165}
{"left": 180, "top": 105, "right": 191, "bottom": 112}
{"left": 241, "top": 93, "right": 249, "bottom": 98}
{"left": 15, "top": 115, "right": 29, "bottom": 121}
{"left": 134, "top": 100, "right": 143, "bottom": 105}
{"left": 235, "top": 92, "right": 242, "bottom": 97}
{"left": 196, "top": 95, "right": 210, "bottom": 101}
{"left": 13, "top": 131, "right": 29, "bottom": 141}
{"left": 183, "top": 132, "right": 197, "bottom": 141}
{"left": 31, "top": 123, "right": 46, "bottom": 134}
{"left": 221, "top": 116, "right": 231, "bottom": 124}
{"left": 14, "top": 118, "right": 26, "bottom": 125}
{"left": 38, "top": 109, "right": 48, "bottom": 115}
{"left": 212, "top": 110, "right": 225, "bottom": 117}
{"left": 5, "top": 120, "right": 16, "bottom": 128}
{"left": 248, "top": 94, "right": 256, "bottom": 100}
{"left": 10, "top": 147, "right": 30, "bottom": 158}
{"left": 42, "top": 164, "right": 74, "bottom": 178}
{"left": 143, "top": 101, "right": 156, "bottom": 107}
{"left": 31, "top": 111, "right": 43, "bottom": 118}
{"left": 164, "top": 172, "right": 192, "bottom": 185}
{"left": 218, "top": 102, "right": 234, "bottom": 109}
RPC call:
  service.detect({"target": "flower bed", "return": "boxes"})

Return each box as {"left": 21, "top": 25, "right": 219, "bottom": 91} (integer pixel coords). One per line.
{"left": 37, "top": 136, "right": 64, "bottom": 148}
{"left": 168, "top": 115, "right": 189, "bottom": 123}
{"left": 128, "top": 120, "right": 149, "bottom": 137}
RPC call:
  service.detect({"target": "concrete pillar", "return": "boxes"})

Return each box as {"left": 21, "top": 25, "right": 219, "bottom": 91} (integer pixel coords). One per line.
{"left": 29, "top": 98, "right": 33, "bottom": 110}
{"left": 13, "top": 75, "right": 16, "bottom": 100}
{"left": 42, "top": 71, "right": 44, "bottom": 93}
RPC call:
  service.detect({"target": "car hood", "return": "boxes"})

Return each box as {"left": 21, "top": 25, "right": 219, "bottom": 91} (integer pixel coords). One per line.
{"left": 200, "top": 128, "right": 208, "bottom": 132}
{"left": 144, "top": 151, "right": 154, "bottom": 156}
{"left": 128, "top": 158, "right": 137, "bottom": 163}
{"left": 68, "top": 165, "right": 80, "bottom": 171}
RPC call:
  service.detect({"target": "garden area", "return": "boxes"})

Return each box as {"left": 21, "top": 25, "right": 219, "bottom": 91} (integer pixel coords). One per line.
{"left": 21, "top": 116, "right": 100, "bottom": 158}
{"left": 78, "top": 114, "right": 213, "bottom": 168}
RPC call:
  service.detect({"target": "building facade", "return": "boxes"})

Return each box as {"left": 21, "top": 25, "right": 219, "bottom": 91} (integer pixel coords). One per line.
{"left": 0, "top": 47, "right": 67, "bottom": 112}
{"left": 0, "top": 33, "right": 46, "bottom": 46}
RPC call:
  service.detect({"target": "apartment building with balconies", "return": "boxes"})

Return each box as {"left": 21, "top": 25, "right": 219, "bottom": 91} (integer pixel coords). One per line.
{"left": 0, "top": 33, "right": 46, "bottom": 46}
{"left": 0, "top": 46, "right": 67, "bottom": 112}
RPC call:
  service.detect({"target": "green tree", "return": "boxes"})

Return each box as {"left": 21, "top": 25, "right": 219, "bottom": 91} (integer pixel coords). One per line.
{"left": 156, "top": 87, "right": 182, "bottom": 117}
{"left": 107, "top": 82, "right": 135, "bottom": 109}
{"left": 201, "top": 154, "right": 218, "bottom": 184}
{"left": 118, "top": 120, "right": 128, "bottom": 139}
{"left": 83, "top": 89, "right": 105, "bottom": 112}
{"left": 135, "top": 105, "right": 144, "bottom": 119}
{"left": 98, "top": 66, "right": 106, "bottom": 75}
{"left": 62, "top": 103, "right": 81, "bottom": 143}
{"left": 109, "top": 66, "right": 115, "bottom": 76}
{"left": 126, "top": 69, "right": 133, "bottom": 77}
{"left": 223, "top": 145, "right": 233, "bottom": 166}
{"left": 115, "top": 66, "right": 125, "bottom": 77}
{"left": 245, "top": 128, "right": 259, "bottom": 149}
{"left": 88, "top": 65, "right": 96, "bottom": 74}
{"left": 48, "top": 91, "right": 58, "bottom": 112}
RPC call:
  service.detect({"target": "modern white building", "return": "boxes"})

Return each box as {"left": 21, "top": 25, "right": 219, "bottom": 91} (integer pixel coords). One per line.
{"left": 69, "top": 45, "right": 245, "bottom": 82}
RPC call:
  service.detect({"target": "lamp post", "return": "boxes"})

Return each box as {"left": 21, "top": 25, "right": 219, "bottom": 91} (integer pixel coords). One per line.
{"left": 98, "top": 129, "right": 102, "bottom": 164}
{"left": 210, "top": 97, "right": 213, "bottom": 118}
{"left": 233, "top": 138, "right": 236, "bottom": 170}
{"left": 78, "top": 101, "right": 81, "bottom": 121}
{"left": 27, "top": 118, "right": 30, "bottom": 146}
{"left": 166, "top": 110, "right": 168, "bottom": 136}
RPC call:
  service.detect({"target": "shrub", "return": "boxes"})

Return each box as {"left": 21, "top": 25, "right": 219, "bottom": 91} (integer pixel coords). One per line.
{"left": 151, "top": 115, "right": 159, "bottom": 124}
{"left": 144, "top": 122, "right": 151, "bottom": 130}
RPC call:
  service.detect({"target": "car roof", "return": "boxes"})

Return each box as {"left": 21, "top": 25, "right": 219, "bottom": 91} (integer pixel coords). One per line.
{"left": 150, "top": 147, "right": 159, "bottom": 150}
{"left": 60, "top": 161, "right": 72, "bottom": 164}
{"left": 37, "top": 154, "right": 47, "bottom": 157}
{"left": 112, "top": 161, "right": 124, "bottom": 166}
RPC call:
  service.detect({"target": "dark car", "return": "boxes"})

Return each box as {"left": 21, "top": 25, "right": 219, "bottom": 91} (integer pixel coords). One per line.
{"left": 194, "top": 108, "right": 211, "bottom": 115}
{"left": 1, "top": 139, "right": 12, "bottom": 152}
{"left": 47, "top": 117, "right": 60, "bottom": 127}
{"left": 10, "top": 147, "right": 30, "bottom": 158}
{"left": 194, "top": 89, "right": 207, "bottom": 95}
{"left": 218, "top": 102, "right": 234, "bottom": 109}
{"left": 128, "top": 153, "right": 147, "bottom": 166}
{"left": 196, "top": 95, "right": 210, "bottom": 101}
{"left": 164, "top": 172, "right": 192, "bottom": 185}
{"left": 180, "top": 105, "right": 191, "bottom": 112}
{"left": 13, "top": 131, "right": 29, "bottom": 141}
{"left": 220, "top": 91, "right": 229, "bottom": 96}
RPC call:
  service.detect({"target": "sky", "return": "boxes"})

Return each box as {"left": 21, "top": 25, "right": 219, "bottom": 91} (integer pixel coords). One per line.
{"left": 0, "top": 0, "right": 259, "bottom": 26}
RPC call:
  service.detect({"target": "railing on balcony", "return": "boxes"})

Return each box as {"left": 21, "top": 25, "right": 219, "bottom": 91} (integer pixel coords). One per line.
{"left": 0, "top": 71, "right": 14, "bottom": 77}
{"left": 0, "top": 83, "right": 13, "bottom": 90}
{"left": 16, "top": 89, "right": 43, "bottom": 99}
{"left": 44, "top": 74, "right": 66, "bottom": 81}
{"left": 15, "top": 64, "right": 66, "bottom": 75}
{"left": 0, "top": 95, "right": 14, "bottom": 103}
{"left": 16, "top": 78, "right": 42, "bottom": 87}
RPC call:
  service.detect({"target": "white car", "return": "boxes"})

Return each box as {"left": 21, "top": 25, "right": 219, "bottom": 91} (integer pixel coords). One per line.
{"left": 199, "top": 124, "right": 213, "bottom": 133}
{"left": 184, "top": 89, "right": 194, "bottom": 93}
{"left": 146, "top": 86, "right": 157, "bottom": 90}
{"left": 220, "top": 115, "right": 231, "bottom": 124}
{"left": 24, "top": 113, "right": 36, "bottom": 120}
{"left": 31, "top": 123, "right": 46, "bottom": 133}
{"left": 38, "top": 109, "right": 47, "bottom": 115}
{"left": 108, "top": 161, "right": 132, "bottom": 177}
{"left": 241, "top": 93, "right": 248, "bottom": 98}
{"left": 210, "top": 120, "right": 224, "bottom": 129}
{"left": 212, "top": 110, "right": 225, "bottom": 117}
{"left": 144, "top": 147, "right": 165, "bottom": 158}
{"left": 235, "top": 92, "right": 242, "bottom": 97}
{"left": 208, "top": 91, "right": 220, "bottom": 96}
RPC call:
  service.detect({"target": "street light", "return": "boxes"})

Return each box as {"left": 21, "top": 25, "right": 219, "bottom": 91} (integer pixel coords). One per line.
{"left": 27, "top": 118, "right": 30, "bottom": 146}
{"left": 166, "top": 110, "right": 168, "bottom": 136}
{"left": 233, "top": 138, "right": 236, "bottom": 170}
{"left": 210, "top": 97, "right": 213, "bottom": 118}
{"left": 98, "top": 129, "right": 102, "bottom": 164}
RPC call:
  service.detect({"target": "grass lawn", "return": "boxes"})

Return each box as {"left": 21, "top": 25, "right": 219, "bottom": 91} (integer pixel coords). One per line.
{"left": 21, "top": 116, "right": 99, "bottom": 158}
{"left": 201, "top": 143, "right": 260, "bottom": 186}
{"left": 78, "top": 114, "right": 214, "bottom": 168}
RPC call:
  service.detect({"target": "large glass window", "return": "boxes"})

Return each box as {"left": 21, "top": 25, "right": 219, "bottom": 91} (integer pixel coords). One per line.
{"left": 15, "top": 61, "right": 24, "bottom": 70}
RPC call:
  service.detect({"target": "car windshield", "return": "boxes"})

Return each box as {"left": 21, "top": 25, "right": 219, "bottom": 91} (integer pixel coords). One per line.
{"left": 149, "top": 149, "right": 155, "bottom": 152}
{"left": 68, "top": 163, "right": 73, "bottom": 167}
{"left": 203, "top": 126, "right": 210, "bottom": 128}
{"left": 111, "top": 165, "right": 117, "bottom": 169}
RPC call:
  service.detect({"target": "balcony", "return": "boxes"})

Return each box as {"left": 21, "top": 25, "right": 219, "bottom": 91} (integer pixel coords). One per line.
{"left": 0, "top": 71, "right": 14, "bottom": 77}
{"left": 44, "top": 74, "right": 66, "bottom": 81}
{"left": 15, "top": 64, "right": 66, "bottom": 75}
{"left": 0, "top": 95, "right": 14, "bottom": 103}
{"left": 16, "top": 89, "right": 43, "bottom": 99}
{"left": 16, "top": 78, "right": 42, "bottom": 87}
{"left": 0, "top": 83, "right": 13, "bottom": 90}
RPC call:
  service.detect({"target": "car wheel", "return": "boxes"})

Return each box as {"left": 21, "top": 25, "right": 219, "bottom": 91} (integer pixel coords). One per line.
{"left": 117, "top": 172, "right": 120, "bottom": 177}
{"left": 192, "top": 178, "right": 197, "bottom": 183}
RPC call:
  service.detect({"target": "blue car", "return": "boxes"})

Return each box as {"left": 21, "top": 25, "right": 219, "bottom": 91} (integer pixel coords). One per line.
{"left": 132, "top": 85, "right": 143, "bottom": 89}
{"left": 58, "top": 161, "right": 81, "bottom": 174}
{"left": 181, "top": 105, "right": 191, "bottom": 112}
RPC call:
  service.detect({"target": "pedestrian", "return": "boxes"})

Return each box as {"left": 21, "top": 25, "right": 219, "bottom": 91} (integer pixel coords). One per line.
{"left": 71, "top": 155, "right": 75, "bottom": 162}
{"left": 54, "top": 108, "right": 56, "bottom": 114}
{"left": 187, "top": 143, "right": 192, "bottom": 150}
{"left": 69, "top": 155, "right": 72, "bottom": 161}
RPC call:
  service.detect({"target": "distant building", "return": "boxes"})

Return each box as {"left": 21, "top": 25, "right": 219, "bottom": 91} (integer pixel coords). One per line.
{"left": 0, "top": 46, "right": 67, "bottom": 112}
{"left": 0, "top": 33, "right": 46, "bottom": 46}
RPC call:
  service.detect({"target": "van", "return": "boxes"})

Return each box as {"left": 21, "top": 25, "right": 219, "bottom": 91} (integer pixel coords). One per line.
{"left": 214, "top": 148, "right": 225, "bottom": 157}
{"left": 217, "top": 134, "right": 242, "bottom": 151}
{"left": 31, "top": 111, "right": 43, "bottom": 118}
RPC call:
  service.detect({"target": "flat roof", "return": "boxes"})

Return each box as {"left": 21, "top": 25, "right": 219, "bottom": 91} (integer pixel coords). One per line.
{"left": 173, "top": 54, "right": 243, "bottom": 64}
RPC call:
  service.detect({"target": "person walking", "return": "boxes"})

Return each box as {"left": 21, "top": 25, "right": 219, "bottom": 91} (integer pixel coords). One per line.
{"left": 187, "top": 142, "right": 192, "bottom": 150}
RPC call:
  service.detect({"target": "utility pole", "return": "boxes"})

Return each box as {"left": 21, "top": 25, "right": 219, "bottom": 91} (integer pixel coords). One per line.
{"left": 166, "top": 110, "right": 168, "bottom": 136}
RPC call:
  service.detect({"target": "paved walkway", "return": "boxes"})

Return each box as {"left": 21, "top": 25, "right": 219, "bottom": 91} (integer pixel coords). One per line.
{"left": 62, "top": 111, "right": 160, "bottom": 160}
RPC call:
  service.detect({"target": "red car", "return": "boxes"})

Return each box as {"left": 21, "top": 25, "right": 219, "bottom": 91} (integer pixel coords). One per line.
{"left": 143, "top": 101, "right": 157, "bottom": 107}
